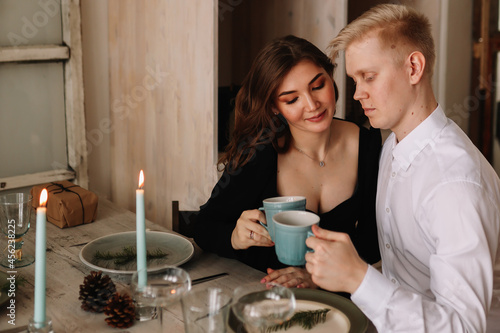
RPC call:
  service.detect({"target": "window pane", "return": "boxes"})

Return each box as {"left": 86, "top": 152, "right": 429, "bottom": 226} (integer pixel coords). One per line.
{"left": 0, "top": 62, "right": 67, "bottom": 177}
{"left": 0, "top": 0, "right": 62, "bottom": 47}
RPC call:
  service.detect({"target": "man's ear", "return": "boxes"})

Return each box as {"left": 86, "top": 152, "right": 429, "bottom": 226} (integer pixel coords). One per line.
{"left": 408, "top": 51, "right": 426, "bottom": 84}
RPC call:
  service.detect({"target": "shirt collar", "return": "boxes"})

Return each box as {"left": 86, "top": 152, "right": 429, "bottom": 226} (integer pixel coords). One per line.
{"left": 391, "top": 105, "right": 448, "bottom": 171}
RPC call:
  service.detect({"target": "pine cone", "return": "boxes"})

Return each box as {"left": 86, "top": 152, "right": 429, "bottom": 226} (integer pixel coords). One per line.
{"left": 79, "top": 271, "right": 116, "bottom": 313}
{"left": 104, "top": 292, "right": 136, "bottom": 329}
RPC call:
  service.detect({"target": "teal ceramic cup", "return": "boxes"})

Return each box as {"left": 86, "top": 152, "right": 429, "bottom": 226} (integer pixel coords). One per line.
{"left": 272, "top": 211, "right": 320, "bottom": 266}
{"left": 259, "top": 196, "right": 306, "bottom": 241}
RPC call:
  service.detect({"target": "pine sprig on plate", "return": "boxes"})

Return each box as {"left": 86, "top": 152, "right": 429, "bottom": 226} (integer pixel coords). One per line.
{"left": 266, "top": 308, "right": 330, "bottom": 332}
{"left": 93, "top": 246, "right": 168, "bottom": 266}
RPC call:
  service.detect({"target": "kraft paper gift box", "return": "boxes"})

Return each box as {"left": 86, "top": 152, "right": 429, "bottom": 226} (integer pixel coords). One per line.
{"left": 31, "top": 181, "right": 98, "bottom": 228}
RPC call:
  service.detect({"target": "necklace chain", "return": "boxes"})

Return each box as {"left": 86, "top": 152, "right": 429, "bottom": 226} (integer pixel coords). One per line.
{"left": 293, "top": 135, "right": 331, "bottom": 168}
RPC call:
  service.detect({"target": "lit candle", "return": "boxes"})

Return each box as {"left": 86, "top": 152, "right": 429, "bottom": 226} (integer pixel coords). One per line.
{"left": 34, "top": 189, "right": 48, "bottom": 325}
{"left": 136, "top": 170, "right": 147, "bottom": 287}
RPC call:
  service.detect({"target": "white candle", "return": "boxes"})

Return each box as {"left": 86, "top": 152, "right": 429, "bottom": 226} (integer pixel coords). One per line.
{"left": 136, "top": 170, "right": 147, "bottom": 287}
{"left": 34, "top": 189, "right": 48, "bottom": 324}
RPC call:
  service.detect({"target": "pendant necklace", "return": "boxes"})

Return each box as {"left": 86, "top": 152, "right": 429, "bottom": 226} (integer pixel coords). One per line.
{"left": 293, "top": 134, "right": 331, "bottom": 168}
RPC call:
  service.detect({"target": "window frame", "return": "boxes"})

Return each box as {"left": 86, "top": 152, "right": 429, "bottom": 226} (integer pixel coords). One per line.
{"left": 0, "top": 0, "right": 88, "bottom": 191}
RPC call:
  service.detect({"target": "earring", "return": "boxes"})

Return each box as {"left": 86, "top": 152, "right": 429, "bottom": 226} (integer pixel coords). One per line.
{"left": 274, "top": 112, "right": 279, "bottom": 115}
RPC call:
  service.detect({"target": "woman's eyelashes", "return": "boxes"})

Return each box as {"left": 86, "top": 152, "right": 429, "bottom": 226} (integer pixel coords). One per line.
{"left": 312, "top": 81, "right": 325, "bottom": 91}
{"left": 284, "top": 81, "right": 325, "bottom": 105}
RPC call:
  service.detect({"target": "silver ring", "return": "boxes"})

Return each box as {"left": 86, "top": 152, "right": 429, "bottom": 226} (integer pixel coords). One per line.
{"left": 250, "top": 230, "right": 254, "bottom": 240}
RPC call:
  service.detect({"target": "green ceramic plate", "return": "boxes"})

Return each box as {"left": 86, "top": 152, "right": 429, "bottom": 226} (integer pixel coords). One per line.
{"left": 79, "top": 231, "right": 194, "bottom": 274}
{"left": 229, "top": 288, "right": 368, "bottom": 333}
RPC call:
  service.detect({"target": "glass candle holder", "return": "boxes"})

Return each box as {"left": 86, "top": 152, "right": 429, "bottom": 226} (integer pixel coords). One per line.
{"left": 28, "top": 316, "right": 54, "bottom": 333}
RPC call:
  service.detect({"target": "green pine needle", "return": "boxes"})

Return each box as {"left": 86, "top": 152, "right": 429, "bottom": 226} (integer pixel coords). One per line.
{"left": 266, "top": 308, "right": 330, "bottom": 332}
{"left": 93, "top": 246, "right": 168, "bottom": 266}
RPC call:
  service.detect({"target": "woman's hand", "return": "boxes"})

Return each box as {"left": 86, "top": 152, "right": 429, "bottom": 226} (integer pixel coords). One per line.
{"left": 261, "top": 267, "right": 318, "bottom": 289}
{"left": 231, "top": 209, "right": 274, "bottom": 250}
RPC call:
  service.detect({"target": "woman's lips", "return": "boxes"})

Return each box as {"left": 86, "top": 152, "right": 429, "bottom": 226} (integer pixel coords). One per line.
{"left": 306, "top": 110, "right": 326, "bottom": 122}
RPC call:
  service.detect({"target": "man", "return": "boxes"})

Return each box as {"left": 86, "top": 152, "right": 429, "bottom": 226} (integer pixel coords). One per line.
{"left": 305, "top": 4, "right": 500, "bottom": 332}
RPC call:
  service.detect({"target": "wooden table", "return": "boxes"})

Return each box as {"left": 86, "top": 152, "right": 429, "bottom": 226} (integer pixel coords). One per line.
{"left": 0, "top": 199, "right": 265, "bottom": 332}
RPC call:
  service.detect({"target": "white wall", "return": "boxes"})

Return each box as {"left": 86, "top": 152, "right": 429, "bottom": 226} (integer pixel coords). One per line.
{"left": 494, "top": 56, "right": 500, "bottom": 176}
{"left": 440, "top": 0, "right": 473, "bottom": 134}
{"left": 81, "top": 0, "right": 111, "bottom": 199}
{"left": 80, "top": 0, "right": 494, "bottom": 225}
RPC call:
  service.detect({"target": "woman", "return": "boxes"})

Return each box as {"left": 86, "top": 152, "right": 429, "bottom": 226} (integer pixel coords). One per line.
{"left": 193, "top": 35, "right": 381, "bottom": 289}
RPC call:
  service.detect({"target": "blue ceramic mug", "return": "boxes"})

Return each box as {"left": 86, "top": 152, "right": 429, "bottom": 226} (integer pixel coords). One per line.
{"left": 259, "top": 196, "right": 306, "bottom": 241}
{"left": 272, "top": 211, "right": 319, "bottom": 266}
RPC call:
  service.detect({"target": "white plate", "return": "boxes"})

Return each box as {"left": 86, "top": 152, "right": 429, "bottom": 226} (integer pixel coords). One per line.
{"left": 79, "top": 231, "right": 194, "bottom": 274}
{"left": 280, "top": 299, "right": 350, "bottom": 333}
{"left": 290, "top": 289, "right": 367, "bottom": 333}
{"left": 229, "top": 289, "right": 367, "bottom": 333}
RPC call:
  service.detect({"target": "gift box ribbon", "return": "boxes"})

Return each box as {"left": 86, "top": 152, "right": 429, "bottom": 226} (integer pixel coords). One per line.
{"left": 47, "top": 182, "right": 85, "bottom": 224}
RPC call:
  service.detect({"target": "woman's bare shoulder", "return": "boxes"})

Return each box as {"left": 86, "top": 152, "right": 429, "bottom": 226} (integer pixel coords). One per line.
{"left": 331, "top": 118, "right": 360, "bottom": 141}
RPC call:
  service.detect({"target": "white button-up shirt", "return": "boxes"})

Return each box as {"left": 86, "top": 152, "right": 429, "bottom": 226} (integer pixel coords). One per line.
{"left": 351, "top": 105, "right": 500, "bottom": 332}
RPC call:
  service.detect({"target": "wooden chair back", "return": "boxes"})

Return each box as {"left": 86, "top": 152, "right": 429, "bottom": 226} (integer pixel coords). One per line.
{"left": 172, "top": 200, "right": 198, "bottom": 238}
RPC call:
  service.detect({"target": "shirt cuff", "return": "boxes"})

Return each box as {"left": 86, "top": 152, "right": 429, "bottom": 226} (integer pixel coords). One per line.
{"left": 351, "top": 265, "right": 396, "bottom": 320}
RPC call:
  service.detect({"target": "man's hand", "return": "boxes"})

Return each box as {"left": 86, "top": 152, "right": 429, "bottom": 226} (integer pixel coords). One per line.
{"left": 305, "top": 225, "right": 368, "bottom": 294}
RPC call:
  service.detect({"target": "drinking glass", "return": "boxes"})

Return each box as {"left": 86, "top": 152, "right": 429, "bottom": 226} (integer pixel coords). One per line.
{"left": 0, "top": 193, "right": 34, "bottom": 268}
{"left": 131, "top": 266, "right": 191, "bottom": 331}
{"left": 181, "top": 287, "right": 232, "bottom": 333}
{"left": 231, "top": 282, "right": 296, "bottom": 333}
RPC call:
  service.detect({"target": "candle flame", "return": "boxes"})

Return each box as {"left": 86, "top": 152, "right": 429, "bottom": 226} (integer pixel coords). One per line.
{"left": 40, "top": 189, "right": 48, "bottom": 207}
{"left": 138, "top": 170, "right": 144, "bottom": 189}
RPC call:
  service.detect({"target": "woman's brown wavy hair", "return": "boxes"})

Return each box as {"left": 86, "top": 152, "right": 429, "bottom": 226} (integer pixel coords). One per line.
{"left": 219, "top": 35, "right": 337, "bottom": 173}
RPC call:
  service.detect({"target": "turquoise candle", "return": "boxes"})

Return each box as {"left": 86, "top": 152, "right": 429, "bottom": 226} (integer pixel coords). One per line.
{"left": 136, "top": 170, "right": 147, "bottom": 287}
{"left": 34, "top": 189, "right": 47, "bottom": 325}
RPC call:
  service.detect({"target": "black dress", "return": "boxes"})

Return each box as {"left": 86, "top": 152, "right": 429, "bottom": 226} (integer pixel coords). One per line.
{"left": 193, "top": 123, "right": 381, "bottom": 272}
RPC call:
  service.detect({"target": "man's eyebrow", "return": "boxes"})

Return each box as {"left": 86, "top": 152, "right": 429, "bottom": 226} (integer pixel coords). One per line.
{"left": 278, "top": 73, "right": 324, "bottom": 97}
{"left": 347, "top": 69, "right": 361, "bottom": 77}
{"left": 350, "top": 68, "right": 376, "bottom": 76}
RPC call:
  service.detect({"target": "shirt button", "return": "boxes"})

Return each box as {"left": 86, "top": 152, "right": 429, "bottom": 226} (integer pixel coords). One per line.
{"left": 391, "top": 278, "right": 397, "bottom": 284}
{"left": 391, "top": 172, "right": 396, "bottom": 178}
{"left": 385, "top": 243, "right": 391, "bottom": 249}
{"left": 386, "top": 207, "right": 390, "bottom": 213}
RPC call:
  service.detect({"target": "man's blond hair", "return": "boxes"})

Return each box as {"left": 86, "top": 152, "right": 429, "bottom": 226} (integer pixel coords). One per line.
{"left": 329, "top": 4, "right": 435, "bottom": 78}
